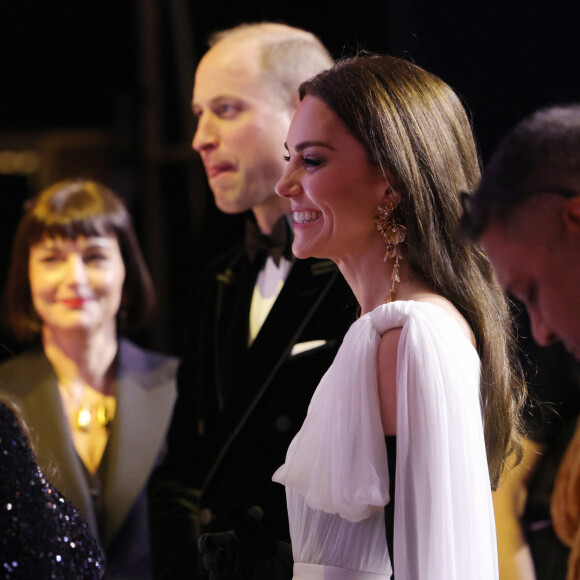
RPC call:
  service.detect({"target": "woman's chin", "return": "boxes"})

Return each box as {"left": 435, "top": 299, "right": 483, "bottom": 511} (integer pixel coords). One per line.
{"left": 294, "top": 248, "right": 332, "bottom": 263}
{"left": 292, "top": 242, "right": 315, "bottom": 260}
{"left": 43, "top": 316, "right": 116, "bottom": 338}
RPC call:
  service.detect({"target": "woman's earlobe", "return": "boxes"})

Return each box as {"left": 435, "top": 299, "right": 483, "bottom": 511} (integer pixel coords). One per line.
{"left": 384, "top": 183, "right": 402, "bottom": 208}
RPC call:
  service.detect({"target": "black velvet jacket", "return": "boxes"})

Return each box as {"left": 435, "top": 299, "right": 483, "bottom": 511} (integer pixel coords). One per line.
{"left": 148, "top": 242, "right": 357, "bottom": 579}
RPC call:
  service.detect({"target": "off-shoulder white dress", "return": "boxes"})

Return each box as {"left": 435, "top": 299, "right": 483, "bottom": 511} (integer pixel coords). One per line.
{"left": 273, "top": 300, "right": 498, "bottom": 579}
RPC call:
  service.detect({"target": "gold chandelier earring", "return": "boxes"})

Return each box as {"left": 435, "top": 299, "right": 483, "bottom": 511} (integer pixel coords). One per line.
{"left": 374, "top": 197, "right": 406, "bottom": 303}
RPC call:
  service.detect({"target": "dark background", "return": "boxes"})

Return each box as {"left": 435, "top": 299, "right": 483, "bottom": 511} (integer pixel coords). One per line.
{"left": 0, "top": 0, "right": 578, "bottom": 356}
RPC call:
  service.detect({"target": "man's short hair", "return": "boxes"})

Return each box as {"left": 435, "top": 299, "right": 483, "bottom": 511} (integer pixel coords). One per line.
{"left": 208, "top": 22, "right": 334, "bottom": 109}
{"left": 462, "top": 103, "right": 580, "bottom": 238}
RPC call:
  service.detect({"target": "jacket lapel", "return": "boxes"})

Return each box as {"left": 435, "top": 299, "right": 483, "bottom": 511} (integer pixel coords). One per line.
{"left": 247, "top": 258, "right": 339, "bottom": 384}
{"left": 200, "top": 259, "right": 341, "bottom": 492}
{"left": 213, "top": 251, "right": 257, "bottom": 407}
{"left": 100, "top": 339, "right": 177, "bottom": 546}
{"left": 7, "top": 350, "right": 98, "bottom": 534}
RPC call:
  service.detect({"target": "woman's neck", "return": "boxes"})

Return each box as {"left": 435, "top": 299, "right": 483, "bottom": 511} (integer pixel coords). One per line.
{"left": 338, "top": 246, "right": 476, "bottom": 345}
{"left": 336, "top": 242, "right": 433, "bottom": 315}
{"left": 42, "top": 325, "right": 119, "bottom": 395}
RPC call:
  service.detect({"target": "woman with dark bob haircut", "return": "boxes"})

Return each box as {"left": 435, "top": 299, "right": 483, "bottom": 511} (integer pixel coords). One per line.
{"left": 6, "top": 179, "right": 154, "bottom": 340}
{"left": 0, "top": 179, "right": 177, "bottom": 579}
{"left": 270, "top": 55, "right": 526, "bottom": 578}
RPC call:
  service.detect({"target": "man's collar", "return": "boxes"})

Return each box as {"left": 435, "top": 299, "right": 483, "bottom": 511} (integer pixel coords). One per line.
{"left": 244, "top": 214, "right": 294, "bottom": 266}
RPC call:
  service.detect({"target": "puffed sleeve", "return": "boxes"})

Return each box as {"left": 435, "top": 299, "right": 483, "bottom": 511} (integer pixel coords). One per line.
{"left": 391, "top": 304, "right": 498, "bottom": 579}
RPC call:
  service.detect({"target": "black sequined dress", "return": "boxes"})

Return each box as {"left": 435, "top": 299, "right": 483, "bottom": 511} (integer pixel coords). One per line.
{"left": 0, "top": 400, "right": 104, "bottom": 579}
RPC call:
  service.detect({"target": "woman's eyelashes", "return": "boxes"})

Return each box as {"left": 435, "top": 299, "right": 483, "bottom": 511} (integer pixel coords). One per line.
{"left": 303, "top": 156, "right": 323, "bottom": 168}
{"left": 84, "top": 252, "right": 109, "bottom": 264}
{"left": 39, "top": 254, "right": 60, "bottom": 264}
{"left": 283, "top": 153, "right": 324, "bottom": 169}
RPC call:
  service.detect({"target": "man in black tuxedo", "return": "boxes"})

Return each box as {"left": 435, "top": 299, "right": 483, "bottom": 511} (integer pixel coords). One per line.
{"left": 148, "top": 22, "right": 356, "bottom": 578}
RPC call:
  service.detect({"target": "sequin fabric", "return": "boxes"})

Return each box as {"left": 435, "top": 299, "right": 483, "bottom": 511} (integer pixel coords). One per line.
{"left": 0, "top": 401, "right": 104, "bottom": 579}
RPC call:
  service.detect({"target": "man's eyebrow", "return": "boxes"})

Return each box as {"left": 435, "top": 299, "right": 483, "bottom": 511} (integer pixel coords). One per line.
{"left": 193, "top": 96, "right": 249, "bottom": 113}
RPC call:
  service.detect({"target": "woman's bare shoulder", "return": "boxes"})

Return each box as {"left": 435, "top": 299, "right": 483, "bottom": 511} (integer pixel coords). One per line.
{"left": 413, "top": 293, "right": 475, "bottom": 346}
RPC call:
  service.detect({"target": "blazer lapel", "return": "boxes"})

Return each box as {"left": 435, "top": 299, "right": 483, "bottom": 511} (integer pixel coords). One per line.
{"left": 7, "top": 351, "right": 98, "bottom": 534}
{"left": 199, "top": 258, "right": 343, "bottom": 493}
{"left": 248, "top": 258, "right": 340, "bottom": 384}
{"left": 213, "top": 251, "right": 257, "bottom": 406}
{"left": 101, "top": 340, "right": 177, "bottom": 546}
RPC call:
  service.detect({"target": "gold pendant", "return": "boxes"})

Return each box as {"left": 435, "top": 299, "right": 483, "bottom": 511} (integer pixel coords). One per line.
{"left": 77, "top": 408, "right": 92, "bottom": 431}
{"left": 75, "top": 404, "right": 112, "bottom": 431}
{"left": 96, "top": 405, "right": 111, "bottom": 428}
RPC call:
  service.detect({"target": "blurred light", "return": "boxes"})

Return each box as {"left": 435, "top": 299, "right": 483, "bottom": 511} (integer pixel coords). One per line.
{"left": 0, "top": 150, "right": 41, "bottom": 175}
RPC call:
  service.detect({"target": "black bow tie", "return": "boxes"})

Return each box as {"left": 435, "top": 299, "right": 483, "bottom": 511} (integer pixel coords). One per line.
{"left": 245, "top": 215, "right": 293, "bottom": 267}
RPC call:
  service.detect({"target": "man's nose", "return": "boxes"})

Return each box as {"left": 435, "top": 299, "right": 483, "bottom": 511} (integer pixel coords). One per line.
{"left": 192, "top": 113, "right": 218, "bottom": 153}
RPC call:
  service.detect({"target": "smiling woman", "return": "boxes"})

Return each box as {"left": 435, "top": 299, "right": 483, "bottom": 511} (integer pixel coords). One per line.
{"left": 7, "top": 181, "right": 153, "bottom": 341}
{"left": 28, "top": 234, "right": 126, "bottom": 338}
{"left": 271, "top": 54, "right": 526, "bottom": 579}
{"left": 0, "top": 179, "right": 178, "bottom": 579}
{"left": 277, "top": 95, "right": 388, "bottom": 267}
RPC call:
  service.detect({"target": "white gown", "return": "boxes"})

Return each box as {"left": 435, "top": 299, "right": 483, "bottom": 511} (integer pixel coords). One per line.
{"left": 273, "top": 300, "right": 498, "bottom": 579}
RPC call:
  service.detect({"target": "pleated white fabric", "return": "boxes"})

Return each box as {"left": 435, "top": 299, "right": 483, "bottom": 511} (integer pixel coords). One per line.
{"left": 273, "top": 300, "right": 498, "bottom": 579}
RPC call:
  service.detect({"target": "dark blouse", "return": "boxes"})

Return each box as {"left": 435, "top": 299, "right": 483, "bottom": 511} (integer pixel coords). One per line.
{"left": 385, "top": 435, "right": 396, "bottom": 572}
{"left": 0, "top": 401, "right": 104, "bottom": 579}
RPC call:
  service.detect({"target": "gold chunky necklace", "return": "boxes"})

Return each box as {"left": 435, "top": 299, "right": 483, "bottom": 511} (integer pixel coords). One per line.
{"left": 76, "top": 403, "right": 114, "bottom": 431}
{"left": 60, "top": 383, "right": 116, "bottom": 472}
{"left": 60, "top": 384, "right": 116, "bottom": 432}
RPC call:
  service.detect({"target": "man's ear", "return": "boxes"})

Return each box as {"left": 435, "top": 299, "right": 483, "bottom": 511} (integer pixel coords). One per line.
{"left": 563, "top": 197, "right": 580, "bottom": 234}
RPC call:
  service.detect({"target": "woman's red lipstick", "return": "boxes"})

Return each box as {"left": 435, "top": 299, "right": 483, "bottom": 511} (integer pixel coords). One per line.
{"left": 61, "top": 298, "right": 87, "bottom": 308}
